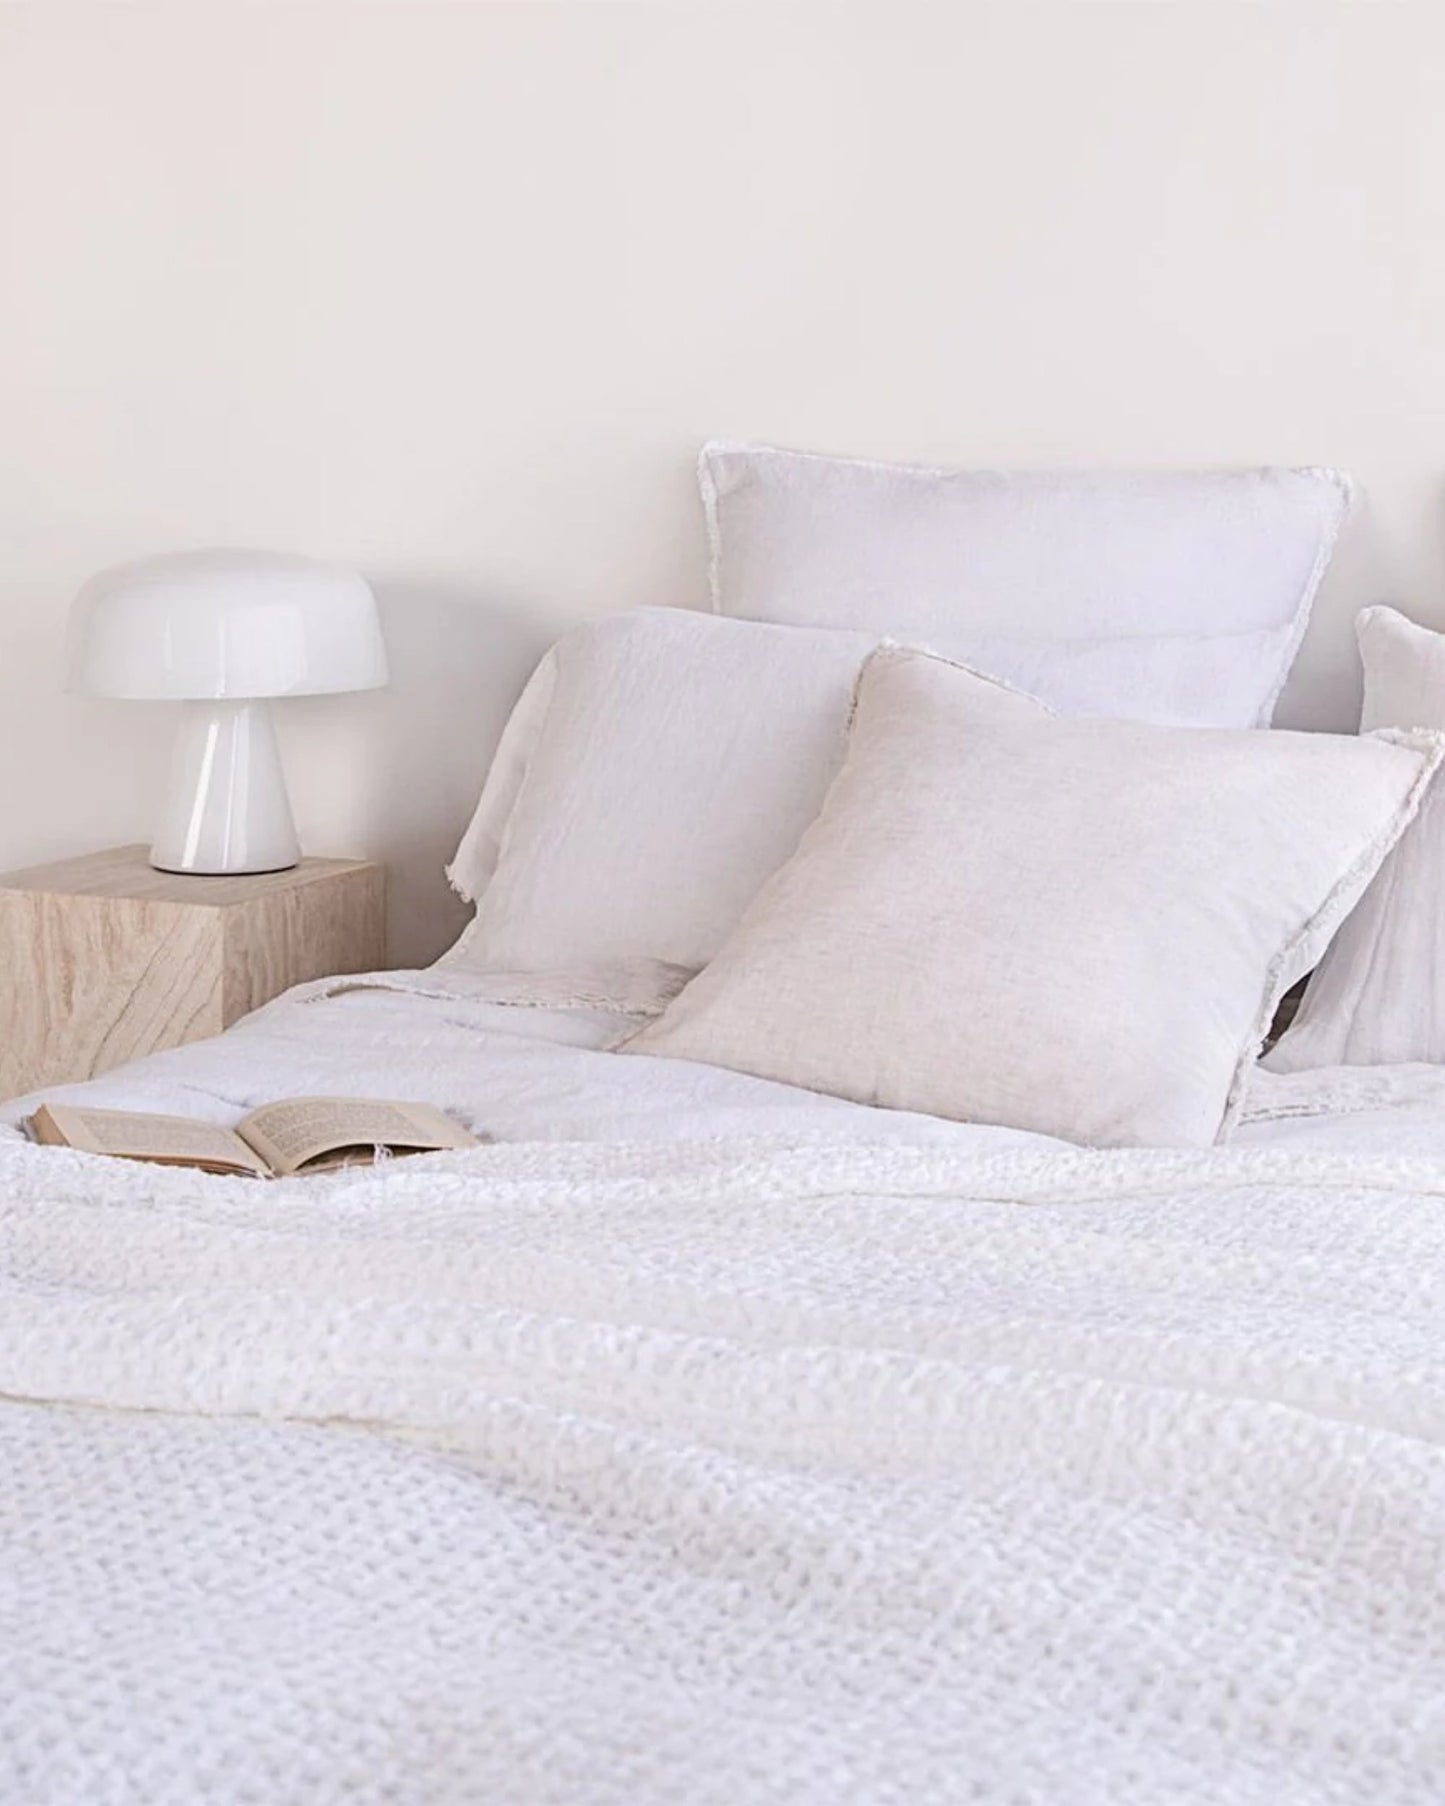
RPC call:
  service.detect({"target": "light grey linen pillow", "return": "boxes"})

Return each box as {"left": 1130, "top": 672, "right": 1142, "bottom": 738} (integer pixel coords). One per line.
{"left": 702, "top": 442, "right": 1352, "bottom": 726}
{"left": 1269, "top": 606, "right": 1445, "bottom": 1069}
{"left": 624, "top": 647, "right": 1442, "bottom": 1148}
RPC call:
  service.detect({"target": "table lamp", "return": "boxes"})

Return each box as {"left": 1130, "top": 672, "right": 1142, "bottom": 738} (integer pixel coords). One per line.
{"left": 68, "top": 549, "right": 388, "bottom": 875}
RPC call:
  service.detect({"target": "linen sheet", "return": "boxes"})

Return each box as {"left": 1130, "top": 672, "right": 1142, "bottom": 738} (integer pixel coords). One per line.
{"left": 6, "top": 974, "right": 1445, "bottom": 1803}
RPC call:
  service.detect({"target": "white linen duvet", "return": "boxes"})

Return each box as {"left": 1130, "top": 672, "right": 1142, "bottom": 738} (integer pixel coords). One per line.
{"left": 4, "top": 974, "right": 1445, "bottom": 1804}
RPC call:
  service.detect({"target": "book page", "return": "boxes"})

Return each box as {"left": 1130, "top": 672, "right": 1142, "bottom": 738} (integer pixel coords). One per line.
{"left": 30, "top": 1104, "right": 269, "bottom": 1177}
{"left": 238, "top": 1097, "right": 476, "bottom": 1177}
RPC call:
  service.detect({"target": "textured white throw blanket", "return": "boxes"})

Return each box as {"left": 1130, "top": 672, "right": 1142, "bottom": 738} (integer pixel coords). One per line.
{"left": 4, "top": 1132, "right": 1445, "bottom": 1804}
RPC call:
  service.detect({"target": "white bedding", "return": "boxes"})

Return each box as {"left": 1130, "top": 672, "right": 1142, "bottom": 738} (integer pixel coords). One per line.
{"left": 8, "top": 964, "right": 1445, "bottom": 1155}
{"left": 6, "top": 972, "right": 1445, "bottom": 1803}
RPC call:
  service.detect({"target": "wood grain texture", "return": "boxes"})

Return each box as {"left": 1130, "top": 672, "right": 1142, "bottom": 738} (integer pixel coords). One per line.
{"left": 220, "top": 864, "right": 385, "bottom": 1023}
{"left": 0, "top": 847, "right": 385, "bottom": 1100}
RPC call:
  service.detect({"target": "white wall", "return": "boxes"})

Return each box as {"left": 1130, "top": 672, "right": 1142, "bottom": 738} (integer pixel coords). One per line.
{"left": 3, "top": 1, "right": 1445, "bottom": 962}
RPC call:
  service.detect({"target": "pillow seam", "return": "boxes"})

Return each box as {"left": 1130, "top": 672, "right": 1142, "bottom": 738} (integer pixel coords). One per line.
{"left": 699, "top": 442, "right": 726, "bottom": 613}
{"left": 851, "top": 640, "right": 1062, "bottom": 728}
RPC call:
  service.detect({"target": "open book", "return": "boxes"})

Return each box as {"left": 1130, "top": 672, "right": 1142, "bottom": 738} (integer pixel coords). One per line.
{"left": 28, "top": 1097, "right": 480, "bottom": 1179}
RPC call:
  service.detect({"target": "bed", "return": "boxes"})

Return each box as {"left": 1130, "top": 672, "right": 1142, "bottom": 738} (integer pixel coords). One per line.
{"left": 11, "top": 451, "right": 1445, "bottom": 1802}
{"left": 4, "top": 967, "right": 1445, "bottom": 1803}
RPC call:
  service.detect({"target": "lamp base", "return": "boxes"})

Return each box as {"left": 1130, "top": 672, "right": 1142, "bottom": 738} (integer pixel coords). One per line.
{"left": 151, "top": 700, "right": 300, "bottom": 876}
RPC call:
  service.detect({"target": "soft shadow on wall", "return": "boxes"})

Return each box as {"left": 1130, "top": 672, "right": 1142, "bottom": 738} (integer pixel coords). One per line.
{"left": 279, "top": 583, "right": 558, "bottom": 967}
{"left": 1274, "top": 474, "right": 1445, "bottom": 733}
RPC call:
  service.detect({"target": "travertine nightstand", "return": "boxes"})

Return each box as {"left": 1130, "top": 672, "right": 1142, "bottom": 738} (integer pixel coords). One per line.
{"left": 0, "top": 845, "right": 385, "bottom": 1098}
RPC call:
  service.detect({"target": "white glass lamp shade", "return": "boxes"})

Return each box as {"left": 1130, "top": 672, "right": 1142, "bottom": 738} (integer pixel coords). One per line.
{"left": 67, "top": 549, "right": 388, "bottom": 877}
{"left": 67, "top": 548, "right": 388, "bottom": 700}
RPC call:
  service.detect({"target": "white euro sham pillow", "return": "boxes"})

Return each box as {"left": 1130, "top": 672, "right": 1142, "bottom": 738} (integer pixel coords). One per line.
{"left": 624, "top": 646, "right": 1441, "bottom": 1148}
{"left": 702, "top": 442, "right": 1352, "bottom": 726}
{"left": 449, "top": 608, "right": 873, "bottom": 991}
{"left": 1269, "top": 606, "right": 1445, "bottom": 1070}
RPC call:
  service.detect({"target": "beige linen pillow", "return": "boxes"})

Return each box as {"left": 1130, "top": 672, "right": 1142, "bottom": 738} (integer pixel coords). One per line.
{"left": 623, "top": 647, "right": 1442, "bottom": 1148}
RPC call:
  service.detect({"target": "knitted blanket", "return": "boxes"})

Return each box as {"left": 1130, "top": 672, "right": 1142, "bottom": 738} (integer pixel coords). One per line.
{"left": 4, "top": 1134, "right": 1444, "bottom": 1804}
